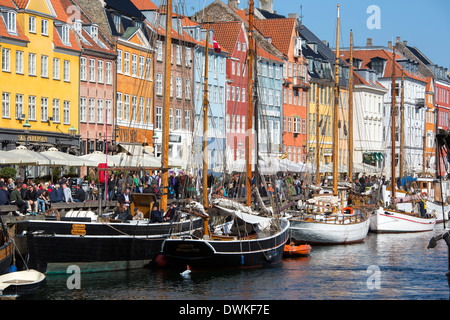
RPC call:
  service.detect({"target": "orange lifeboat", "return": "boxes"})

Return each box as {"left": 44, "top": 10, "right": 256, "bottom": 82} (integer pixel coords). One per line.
{"left": 283, "top": 242, "right": 311, "bottom": 257}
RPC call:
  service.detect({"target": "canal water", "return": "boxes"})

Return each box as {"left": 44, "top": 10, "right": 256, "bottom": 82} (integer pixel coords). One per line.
{"left": 24, "top": 227, "right": 449, "bottom": 301}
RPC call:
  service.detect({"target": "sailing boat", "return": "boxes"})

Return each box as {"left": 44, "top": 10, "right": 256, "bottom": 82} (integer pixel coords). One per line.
{"left": 0, "top": 217, "right": 14, "bottom": 275}
{"left": 10, "top": 3, "right": 203, "bottom": 275}
{"left": 369, "top": 47, "right": 436, "bottom": 233}
{"left": 287, "top": 8, "right": 370, "bottom": 245}
{"left": 159, "top": 0, "right": 289, "bottom": 270}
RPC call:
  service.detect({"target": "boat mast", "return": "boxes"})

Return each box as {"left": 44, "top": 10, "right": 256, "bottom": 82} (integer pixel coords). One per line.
{"left": 161, "top": 0, "right": 173, "bottom": 212}
{"left": 348, "top": 30, "right": 354, "bottom": 183}
{"left": 400, "top": 69, "right": 405, "bottom": 182}
{"left": 315, "top": 86, "right": 320, "bottom": 185}
{"left": 332, "top": 4, "right": 340, "bottom": 197}
{"left": 202, "top": 16, "right": 210, "bottom": 207}
{"left": 246, "top": 0, "right": 254, "bottom": 207}
{"left": 391, "top": 47, "right": 397, "bottom": 203}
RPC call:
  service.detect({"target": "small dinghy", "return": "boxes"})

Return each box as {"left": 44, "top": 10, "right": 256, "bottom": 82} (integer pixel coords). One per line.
{"left": 283, "top": 242, "right": 311, "bottom": 257}
{"left": 0, "top": 269, "right": 45, "bottom": 297}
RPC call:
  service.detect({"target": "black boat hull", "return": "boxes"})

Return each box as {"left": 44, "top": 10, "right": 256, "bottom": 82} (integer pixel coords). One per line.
{"left": 0, "top": 239, "right": 14, "bottom": 275}
{"left": 160, "top": 219, "right": 290, "bottom": 270}
{"left": 12, "top": 218, "right": 203, "bottom": 274}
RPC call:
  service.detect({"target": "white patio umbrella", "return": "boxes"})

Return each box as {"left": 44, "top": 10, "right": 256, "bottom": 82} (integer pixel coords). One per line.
{"left": 79, "top": 151, "right": 121, "bottom": 167}
{"left": 4, "top": 146, "right": 53, "bottom": 166}
{"left": 41, "top": 148, "right": 97, "bottom": 167}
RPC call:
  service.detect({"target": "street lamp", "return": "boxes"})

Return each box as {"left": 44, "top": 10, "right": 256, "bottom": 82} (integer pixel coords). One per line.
{"left": 152, "top": 133, "right": 158, "bottom": 157}
{"left": 23, "top": 119, "right": 31, "bottom": 148}
{"left": 68, "top": 126, "right": 77, "bottom": 137}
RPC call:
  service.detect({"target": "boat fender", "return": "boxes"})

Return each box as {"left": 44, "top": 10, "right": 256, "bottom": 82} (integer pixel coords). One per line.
{"left": 342, "top": 207, "right": 353, "bottom": 215}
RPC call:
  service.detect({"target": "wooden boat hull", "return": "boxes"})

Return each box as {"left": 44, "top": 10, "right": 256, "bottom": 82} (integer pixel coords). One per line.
{"left": 12, "top": 218, "right": 203, "bottom": 274}
{"left": 288, "top": 218, "right": 370, "bottom": 245}
{"left": 160, "top": 219, "right": 290, "bottom": 270}
{"left": 369, "top": 207, "right": 436, "bottom": 233}
{"left": 283, "top": 243, "right": 311, "bottom": 256}
{"left": 0, "top": 269, "right": 45, "bottom": 296}
{"left": 0, "top": 238, "right": 14, "bottom": 275}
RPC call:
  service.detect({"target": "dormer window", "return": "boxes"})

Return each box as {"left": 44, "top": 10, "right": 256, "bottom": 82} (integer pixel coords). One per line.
{"left": 61, "top": 25, "right": 70, "bottom": 45}
{"left": 7, "top": 11, "right": 17, "bottom": 34}
{"left": 90, "top": 25, "right": 98, "bottom": 41}
{"left": 74, "top": 20, "right": 82, "bottom": 34}
{"left": 113, "top": 14, "right": 121, "bottom": 33}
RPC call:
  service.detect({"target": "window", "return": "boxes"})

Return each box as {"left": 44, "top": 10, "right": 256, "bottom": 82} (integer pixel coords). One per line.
{"left": 131, "top": 54, "right": 137, "bottom": 77}
{"left": 106, "top": 100, "right": 112, "bottom": 124}
{"left": 41, "top": 19, "right": 48, "bottom": 36}
{"left": 90, "top": 25, "right": 98, "bottom": 41}
{"left": 185, "top": 47, "right": 191, "bottom": 67}
{"left": 97, "top": 99, "right": 103, "bottom": 124}
{"left": 52, "top": 58, "right": 60, "bottom": 79}
{"left": 79, "top": 97, "right": 86, "bottom": 122}
{"left": 28, "top": 53, "right": 36, "bottom": 76}
{"left": 106, "top": 61, "right": 112, "bottom": 84}
{"left": 156, "top": 74, "right": 163, "bottom": 95}
{"left": 116, "top": 92, "right": 122, "bottom": 120}
{"left": 88, "top": 98, "right": 95, "bottom": 123}
{"left": 176, "top": 77, "right": 183, "bottom": 99}
{"left": 63, "top": 60, "right": 70, "bottom": 81}
{"left": 113, "top": 14, "right": 121, "bottom": 32}
{"left": 2, "top": 92, "right": 10, "bottom": 118}
{"left": 185, "top": 110, "right": 190, "bottom": 130}
{"left": 185, "top": 79, "right": 191, "bottom": 100}
{"left": 124, "top": 94, "right": 130, "bottom": 119}
{"left": 97, "top": 60, "right": 104, "bottom": 83}
{"left": 145, "top": 98, "right": 151, "bottom": 123}
{"left": 80, "top": 57, "right": 87, "bottom": 81}
{"left": 124, "top": 52, "right": 130, "bottom": 75}
{"left": 41, "top": 55, "right": 48, "bottom": 78}
{"left": 242, "top": 87, "right": 245, "bottom": 103}
{"left": 29, "top": 16, "right": 36, "bottom": 33}
{"left": 63, "top": 101, "right": 70, "bottom": 124}
{"left": 176, "top": 45, "right": 181, "bottom": 65}
{"left": 157, "top": 41, "right": 163, "bottom": 61}
{"left": 89, "top": 59, "right": 95, "bottom": 82}
{"left": 7, "top": 11, "right": 16, "bottom": 34}
{"left": 52, "top": 99, "right": 60, "bottom": 123}
{"left": 156, "top": 107, "right": 162, "bottom": 130}
{"left": 146, "top": 58, "right": 151, "bottom": 80}
{"left": 117, "top": 49, "right": 122, "bottom": 73}
{"left": 41, "top": 97, "right": 48, "bottom": 122}
{"left": 15, "top": 94, "right": 23, "bottom": 119}
{"left": 139, "top": 56, "right": 144, "bottom": 79}
{"left": 169, "top": 108, "right": 173, "bottom": 130}
{"left": 176, "top": 109, "right": 181, "bottom": 130}
{"left": 2, "top": 48, "right": 10, "bottom": 72}
{"left": 139, "top": 97, "right": 144, "bottom": 122}
{"left": 15, "top": 51, "right": 23, "bottom": 74}
{"left": 61, "top": 25, "right": 70, "bottom": 45}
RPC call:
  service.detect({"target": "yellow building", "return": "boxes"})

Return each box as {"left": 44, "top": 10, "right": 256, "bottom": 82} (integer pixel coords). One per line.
{"left": 0, "top": 0, "right": 80, "bottom": 153}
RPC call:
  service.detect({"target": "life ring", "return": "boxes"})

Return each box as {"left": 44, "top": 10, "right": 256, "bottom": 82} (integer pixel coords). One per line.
{"left": 421, "top": 192, "right": 428, "bottom": 198}
{"left": 342, "top": 207, "right": 353, "bottom": 215}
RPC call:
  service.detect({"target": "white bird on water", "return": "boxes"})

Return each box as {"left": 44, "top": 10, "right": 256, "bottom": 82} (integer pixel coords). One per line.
{"left": 180, "top": 265, "right": 191, "bottom": 277}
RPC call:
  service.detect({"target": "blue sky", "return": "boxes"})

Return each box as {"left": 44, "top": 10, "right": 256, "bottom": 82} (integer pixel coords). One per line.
{"left": 184, "top": 0, "right": 450, "bottom": 69}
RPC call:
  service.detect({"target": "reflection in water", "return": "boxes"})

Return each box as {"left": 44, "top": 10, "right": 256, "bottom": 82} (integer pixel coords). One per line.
{"left": 25, "top": 229, "right": 449, "bottom": 300}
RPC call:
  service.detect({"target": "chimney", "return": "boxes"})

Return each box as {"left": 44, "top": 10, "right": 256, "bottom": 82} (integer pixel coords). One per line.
{"left": 260, "top": 0, "right": 273, "bottom": 13}
{"left": 288, "top": 13, "right": 299, "bottom": 20}
{"left": 396, "top": 36, "right": 401, "bottom": 44}
{"left": 403, "top": 40, "right": 408, "bottom": 46}
{"left": 388, "top": 41, "right": 392, "bottom": 49}
{"left": 366, "top": 38, "right": 373, "bottom": 47}
{"left": 228, "top": 0, "right": 239, "bottom": 10}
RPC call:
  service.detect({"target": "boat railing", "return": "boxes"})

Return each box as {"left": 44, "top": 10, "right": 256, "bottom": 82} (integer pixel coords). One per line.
{"left": 287, "top": 209, "right": 366, "bottom": 225}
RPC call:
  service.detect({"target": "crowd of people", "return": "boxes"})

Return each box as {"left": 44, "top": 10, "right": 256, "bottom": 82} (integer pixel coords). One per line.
{"left": 0, "top": 177, "right": 87, "bottom": 216}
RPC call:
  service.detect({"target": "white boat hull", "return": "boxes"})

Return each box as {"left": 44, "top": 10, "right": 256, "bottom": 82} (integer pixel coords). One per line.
{"left": 369, "top": 207, "right": 436, "bottom": 233}
{"left": 289, "top": 218, "right": 370, "bottom": 245}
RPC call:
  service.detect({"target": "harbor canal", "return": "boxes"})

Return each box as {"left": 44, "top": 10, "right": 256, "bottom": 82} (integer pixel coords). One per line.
{"left": 22, "top": 227, "right": 449, "bottom": 300}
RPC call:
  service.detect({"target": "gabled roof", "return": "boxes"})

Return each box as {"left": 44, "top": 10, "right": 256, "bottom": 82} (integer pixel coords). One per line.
{"left": 103, "top": 0, "right": 144, "bottom": 20}
{"left": 0, "top": 0, "right": 17, "bottom": 8}
{"left": 340, "top": 48, "right": 426, "bottom": 83}
{"left": 253, "top": 18, "right": 296, "bottom": 56}
{"left": 200, "top": 20, "right": 243, "bottom": 54}
{"left": 130, "top": 0, "right": 158, "bottom": 11}
{"left": 52, "top": 24, "right": 82, "bottom": 52}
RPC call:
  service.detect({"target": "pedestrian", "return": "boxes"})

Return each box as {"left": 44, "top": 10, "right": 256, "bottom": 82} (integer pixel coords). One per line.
{"left": 62, "top": 183, "right": 74, "bottom": 203}
{"left": 118, "top": 188, "right": 133, "bottom": 217}
{"left": 9, "top": 185, "right": 27, "bottom": 216}
{"left": 133, "top": 207, "right": 144, "bottom": 220}
{"left": 150, "top": 202, "right": 163, "bottom": 223}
